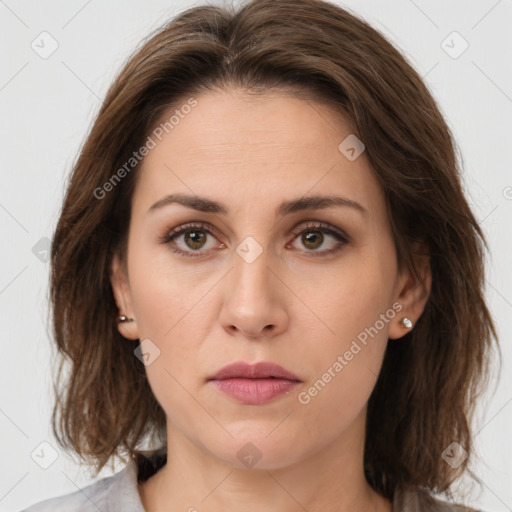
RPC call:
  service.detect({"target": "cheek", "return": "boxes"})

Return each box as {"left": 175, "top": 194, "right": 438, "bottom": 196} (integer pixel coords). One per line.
{"left": 294, "top": 317, "right": 388, "bottom": 441}
{"left": 295, "top": 254, "right": 394, "bottom": 414}
{"left": 310, "top": 250, "right": 396, "bottom": 341}
{"left": 133, "top": 303, "right": 206, "bottom": 435}
{"left": 127, "top": 239, "right": 201, "bottom": 336}
{"left": 126, "top": 242, "right": 211, "bottom": 383}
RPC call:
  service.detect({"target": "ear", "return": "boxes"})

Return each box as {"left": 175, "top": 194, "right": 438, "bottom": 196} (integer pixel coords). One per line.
{"left": 388, "top": 241, "right": 431, "bottom": 340}
{"left": 110, "top": 251, "right": 139, "bottom": 340}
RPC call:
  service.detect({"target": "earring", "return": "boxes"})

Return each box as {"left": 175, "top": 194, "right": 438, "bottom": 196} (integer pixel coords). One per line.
{"left": 118, "top": 315, "right": 135, "bottom": 323}
{"left": 399, "top": 317, "right": 413, "bottom": 329}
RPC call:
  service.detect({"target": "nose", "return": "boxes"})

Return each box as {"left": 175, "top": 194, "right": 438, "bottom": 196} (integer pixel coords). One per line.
{"left": 218, "top": 243, "right": 289, "bottom": 340}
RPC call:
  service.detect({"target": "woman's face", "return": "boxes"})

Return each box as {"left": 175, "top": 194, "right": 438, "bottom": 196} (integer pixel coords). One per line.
{"left": 111, "top": 87, "right": 426, "bottom": 469}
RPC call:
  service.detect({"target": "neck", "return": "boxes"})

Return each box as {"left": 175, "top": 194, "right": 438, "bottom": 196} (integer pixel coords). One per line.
{"left": 138, "top": 408, "right": 392, "bottom": 512}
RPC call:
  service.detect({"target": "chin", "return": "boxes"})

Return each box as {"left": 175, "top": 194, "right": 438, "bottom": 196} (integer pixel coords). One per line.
{"left": 202, "top": 432, "right": 308, "bottom": 471}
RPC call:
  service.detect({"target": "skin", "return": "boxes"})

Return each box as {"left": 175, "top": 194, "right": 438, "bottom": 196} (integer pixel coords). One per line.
{"left": 110, "top": 87, "right": 431, "bottom": 512}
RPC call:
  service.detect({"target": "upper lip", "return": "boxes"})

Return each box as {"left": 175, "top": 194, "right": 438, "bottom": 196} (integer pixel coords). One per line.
{"left": 209, "top": 361, "right": 301, "bottom": 381}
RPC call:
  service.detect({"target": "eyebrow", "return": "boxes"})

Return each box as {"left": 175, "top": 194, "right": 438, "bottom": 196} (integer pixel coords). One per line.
{"left": 148, "top": 193, "right": 367, "bottom": 217}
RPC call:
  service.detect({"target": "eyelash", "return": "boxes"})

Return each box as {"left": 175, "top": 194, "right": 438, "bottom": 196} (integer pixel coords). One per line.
{"left": 158, "top": 221, "right": 350, "bottom": 259}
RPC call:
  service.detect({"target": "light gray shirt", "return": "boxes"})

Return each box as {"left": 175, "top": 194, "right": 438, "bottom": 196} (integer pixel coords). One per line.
{"left": 21, "top": 451, "right": 482, "bottom": 512}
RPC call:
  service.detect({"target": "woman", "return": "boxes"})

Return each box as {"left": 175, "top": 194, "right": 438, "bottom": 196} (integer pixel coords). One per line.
{"left": 22, "top": 0, "right": 499, "bottom": 510}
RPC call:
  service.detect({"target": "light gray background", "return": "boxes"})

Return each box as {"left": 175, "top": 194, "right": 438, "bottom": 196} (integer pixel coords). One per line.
{"left": 1, "top": 1, "right": 511, "bottom": 511}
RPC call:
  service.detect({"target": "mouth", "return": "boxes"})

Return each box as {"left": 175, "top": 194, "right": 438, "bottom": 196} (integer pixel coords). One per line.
{"left": 208, "top": 361, "right": 302, "bottom": 381}
{"left": 208, "top": 361, "right": 302, "bottom": 405}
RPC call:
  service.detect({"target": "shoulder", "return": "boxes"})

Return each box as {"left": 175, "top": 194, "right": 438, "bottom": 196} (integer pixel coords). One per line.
{"left": 20, "top": 460, "right": 144, "bottom": 512}
{"left": 394, "top": 485, "right": 485, "bottom": 512}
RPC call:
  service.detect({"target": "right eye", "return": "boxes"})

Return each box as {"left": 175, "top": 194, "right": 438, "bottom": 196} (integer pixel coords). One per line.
{"left": 158, "top": 221, "right": 225, "bottom": 258}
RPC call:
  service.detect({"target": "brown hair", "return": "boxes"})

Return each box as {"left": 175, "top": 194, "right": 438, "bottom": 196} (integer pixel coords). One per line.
{"left": 49, "top": 0, "right": 500, "bottom": 502}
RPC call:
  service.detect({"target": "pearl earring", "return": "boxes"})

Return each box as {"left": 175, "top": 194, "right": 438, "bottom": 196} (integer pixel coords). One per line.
{"left": 118, "top": 315, "right": 135, "bottom": 323}
{"left": 399, "top": 317, "right": 413, "bottom": 329}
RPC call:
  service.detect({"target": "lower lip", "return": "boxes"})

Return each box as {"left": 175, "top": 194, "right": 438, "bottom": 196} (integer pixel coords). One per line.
{"left": 211, "top": 378, "right": 299, "bottom": 405}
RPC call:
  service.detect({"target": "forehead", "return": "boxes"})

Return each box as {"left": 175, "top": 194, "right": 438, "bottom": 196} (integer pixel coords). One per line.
{"left": 146, "top": 88, "right": 352, "bottom": 160}
{"left": 134, "top": 88, "right": 383, "bottom": 219}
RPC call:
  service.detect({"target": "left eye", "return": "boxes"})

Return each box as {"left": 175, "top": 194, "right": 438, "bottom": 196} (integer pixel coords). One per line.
{"left": 288, "top": 222, "right": 349, "bottom": 256}
{"left": 159, "top": 221, "right": 349, "bottom": 258}
{"left": 293, "top": 222, "right": 349, "bottom": 257}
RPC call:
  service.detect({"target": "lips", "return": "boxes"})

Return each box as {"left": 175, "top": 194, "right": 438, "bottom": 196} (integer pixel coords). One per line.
{"left": 208, "top": 361, "right": 302, "bottom": 405}
{"left": 208, "top": 361, "right": 301, "bottom": 382}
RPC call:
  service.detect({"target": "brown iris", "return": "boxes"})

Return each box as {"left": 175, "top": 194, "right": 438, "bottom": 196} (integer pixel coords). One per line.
{"left": 184, "top": 230, "right": 207, "bottom": 250}
{"left": 301, "top": 231, "right": 323, "bottom": 250}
